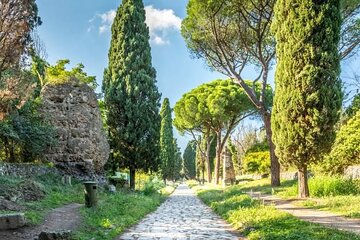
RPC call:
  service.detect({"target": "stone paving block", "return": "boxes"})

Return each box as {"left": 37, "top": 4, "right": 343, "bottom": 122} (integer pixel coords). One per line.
{"left": 116, "top": 184, "right": 242, "bottom": 240}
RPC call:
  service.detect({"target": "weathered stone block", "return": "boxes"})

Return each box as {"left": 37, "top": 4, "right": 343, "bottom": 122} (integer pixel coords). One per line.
{"left": 38, "top": 231, "right": 73, "bottom": 240}
{"left": 0, "top": 213, "right": 25, "bottom": 230}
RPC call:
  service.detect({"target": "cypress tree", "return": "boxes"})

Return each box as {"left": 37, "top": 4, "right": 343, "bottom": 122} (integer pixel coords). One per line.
{"left": 272, "top": 0, "right": 342, "bottom": 197}
{"left": 173, "top": 138, "right": 183, "bottom": 181}
{"left": 183, "top": 140, "right": 196, "bottom": 179}
{"left": 103, "top": 0, "right": 161, "bottom": 190}
{"left": 159, "top": 98, "right": 175, "bottom": 181}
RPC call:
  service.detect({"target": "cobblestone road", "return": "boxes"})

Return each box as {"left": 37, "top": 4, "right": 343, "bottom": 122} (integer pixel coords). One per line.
{"left": 117, "top": 184, "right": 242, "bottom": 240}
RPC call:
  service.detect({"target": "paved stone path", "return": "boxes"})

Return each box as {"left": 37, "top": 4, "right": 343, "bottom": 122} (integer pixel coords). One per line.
{"left": 249, "top": 192, "right": 360, "bottom": 235}
{"left": 117, "top": 184, "right": 243, "bottom": 240}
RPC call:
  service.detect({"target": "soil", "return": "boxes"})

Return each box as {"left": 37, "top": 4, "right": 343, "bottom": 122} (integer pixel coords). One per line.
{"left": 0, "top": 203, "right": 82, "bottom": 240}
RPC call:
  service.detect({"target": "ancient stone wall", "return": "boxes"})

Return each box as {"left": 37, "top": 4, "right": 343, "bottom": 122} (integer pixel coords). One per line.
{"left": 0, "top": 162, "right": 58, "bottom": 178}
{"left": 40, "top": 80, "right": 109, "bottom": 174}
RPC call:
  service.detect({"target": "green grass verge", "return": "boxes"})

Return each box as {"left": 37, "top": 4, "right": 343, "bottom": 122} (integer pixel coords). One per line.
{"left": 191, "top": 183, "right": 360, "bottom": 240}
{"left": 234, "top": 176, "right": 360, "bottom": 218}
{"left": 0, "top": 173, "right": 83, "bottom": 225}
{"left": 74, "top": 185, "right": 174, "bottom": 240}
{"left": 300, "top": 196, "right": 360, "bottom": 218}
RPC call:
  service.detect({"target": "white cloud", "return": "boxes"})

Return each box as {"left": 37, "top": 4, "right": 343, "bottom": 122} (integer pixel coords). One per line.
{"left": 98, "top": 10, "right": 116, "bottom": 34}
{"left": 144, "top": 5, "right": 182, "bottom": 45}
{"left": 90, "top": 6, "right": 182, "bottom": 45}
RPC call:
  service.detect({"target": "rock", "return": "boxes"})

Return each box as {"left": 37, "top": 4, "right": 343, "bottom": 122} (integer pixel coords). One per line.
{"left": 108, "top": 184, "right": 116, "bottom": 193}
{"left": 0, "top": 198, "right": 24, "bottom": 211}
{"left": 39, "top": 79, "right": 110, "bottom": 175}
{"left": 0, "top": 213, "right": 25, "bottom": 230}
{"left": 345, "top": 166, "right": 360, "bottom": 179}
{"left": 38, "top": 231, "right": 73, "bottom": 240}
{"left": 223, "top": 146, "right": 236, "bottom": 185}
{"left": 17, "top": 180, "right": 46, "bottom": 202}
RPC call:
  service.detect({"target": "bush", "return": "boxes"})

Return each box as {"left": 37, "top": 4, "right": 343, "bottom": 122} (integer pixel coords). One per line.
{"left": 283, "top": 175, "right": 360, "bottom": 197}
{"left": 242, "top": 151, "right": 271, "bottom": 174}
{"left": 142, "top": 177, "right": 165, "bottom": 196}
{"left": 322, "top": 110, "right": 360, "bottom": 174}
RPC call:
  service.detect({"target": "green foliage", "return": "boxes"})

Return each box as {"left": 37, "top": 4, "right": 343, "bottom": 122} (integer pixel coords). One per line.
{"left": 181, "top": 0, "right": 276, "bottom": 81}
{"left": 103, "top": 0, "right": 161, "bottom": 183}
{"left": 183, "top": 140, "right": 197, "bottom": 179}
{"left": 345, "top": 94, "right": 360, "bottom": 118}
{"left": 141, "top": 177, "right": 166, "bottom": 196}
{"left": 0, "top": 173, "right": 83, "bottom": 225}
{"left": 243, "top": 152, "right": 271, "bottom": 175}
{"left": 242, "top": 140, "right": 271, "bottom": 174}
{"left": 173, "top": 138, "right": 183, "bottom": 181}
{"left": 0, "top": 0, "right": 41, "bottom": 73}
{"left": 322, "top": 110, "right": 360, "bottom": 174}
{"left": 193, "top": 184, "right": 360, "bottom": 240}
{"left": 339, "top": 0, "right": 360, "bottom": 59}
{"left": 0, "top": 100, "right": 56, "bottom": 162}
{"left": 45, "top": 59, "right": 97, "bottom": 89}
{"left": 272, "top": 0, "right": 343, "bottom": 171}
{"left": 159, "top": 98, "right": 175, "bottom": 180}
{"left": 282, "top": 176, "right": 360, "bottom": 197}
{"left": 174, "top": 79, "right": 266, "bottom": 135}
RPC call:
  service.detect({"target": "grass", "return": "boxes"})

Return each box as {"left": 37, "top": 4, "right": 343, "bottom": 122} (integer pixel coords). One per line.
{"left": 74, "top": 185, "right": 175, "bottom": 240}
{"left": 234, "top": 175, "right": 360, "bottom": 218}
{"left": 1, "top": 172, "right": 176, "bottom": 239}
{"left": 190, "top": 183, "right": 360, "bottom": 240}
{"left": 300, "top": 196, "right": 360, "bottom": 218}
{"left": 0, "top": 173, "right": 83, "bottom": 225}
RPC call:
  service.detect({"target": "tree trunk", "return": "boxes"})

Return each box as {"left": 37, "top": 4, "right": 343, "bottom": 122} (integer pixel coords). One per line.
{"left": 201, "top": 167, "right": 205, "bottom": 185}
{"left": 9, "top": 139, "right": 15, "bottom": 163}
{"left": 298, "top": 165, "right": 309, "bottom": 198}
{"left": 206, "top": 137, "right": 212, "bottom": 183}
{"left": 263, "top": 111, "right": 281, "bottom": 187}
{"left": 214, "top": 131, "right": 222, "bottom": 185}
{"left": 129, "top": 167, "right": 136, "bottom": 190}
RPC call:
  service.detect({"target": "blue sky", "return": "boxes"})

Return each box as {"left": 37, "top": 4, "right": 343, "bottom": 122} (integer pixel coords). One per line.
{"left": 36, "top": 0, "right": 358, "bottom": 153}
{"left": 36, "top": 0, "right": 226, "bottom": 152}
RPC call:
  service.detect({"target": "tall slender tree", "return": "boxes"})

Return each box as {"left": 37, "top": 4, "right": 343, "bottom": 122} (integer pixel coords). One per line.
{"left": 181, "top": 0, "right": 360, "bottom": 187}
{"left": 173, "top": 138, "right": 183, "bottom": 181}
{"left": 272, "top": 0, "right": 342, "bottom": 198}
{"left": 183, "top": 140, "right": 197, "bottom": 179}
{"left": 103, "top": 0, "right": 161, "bottom": 190}
{"left": 160, "top": 98, "right": 175, "bottom": 182}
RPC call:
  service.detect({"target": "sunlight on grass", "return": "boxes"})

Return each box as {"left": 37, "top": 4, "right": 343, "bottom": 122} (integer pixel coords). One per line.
{"left": 191, "top": 183, "right": 360, "bottom": 240}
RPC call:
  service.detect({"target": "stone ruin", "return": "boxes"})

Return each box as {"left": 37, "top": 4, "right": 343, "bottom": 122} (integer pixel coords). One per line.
{"left": 40, "top": 79, "right": 109, "bottom": 178}
{"left": 223, "top": 146, "right": 236, "bottom": 185}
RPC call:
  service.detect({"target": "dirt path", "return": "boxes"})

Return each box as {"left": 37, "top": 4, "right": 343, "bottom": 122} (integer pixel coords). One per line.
{"left": 249, "top": 192, "right": 360, "bottom": 235}
{"left": 0, "top": 203, "right": 82, "bottom": 240}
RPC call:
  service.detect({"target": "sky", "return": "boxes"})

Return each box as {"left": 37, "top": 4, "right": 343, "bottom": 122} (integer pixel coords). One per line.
{"left": 36, "top": 0, "right": 359, "bottom": 153}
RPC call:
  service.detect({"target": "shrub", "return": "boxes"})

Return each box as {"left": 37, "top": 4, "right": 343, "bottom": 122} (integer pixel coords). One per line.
{"left": 142, "top": 177, "right": 165, "bottom": 196}
{"left": 243, "top": 151, "right": 271, "bottom": 174}
{"left": 322, "top": 110, "right": 360, "bottom": 174}
{"left": 283, "top": 175, "right": 360, "bottom": 197}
